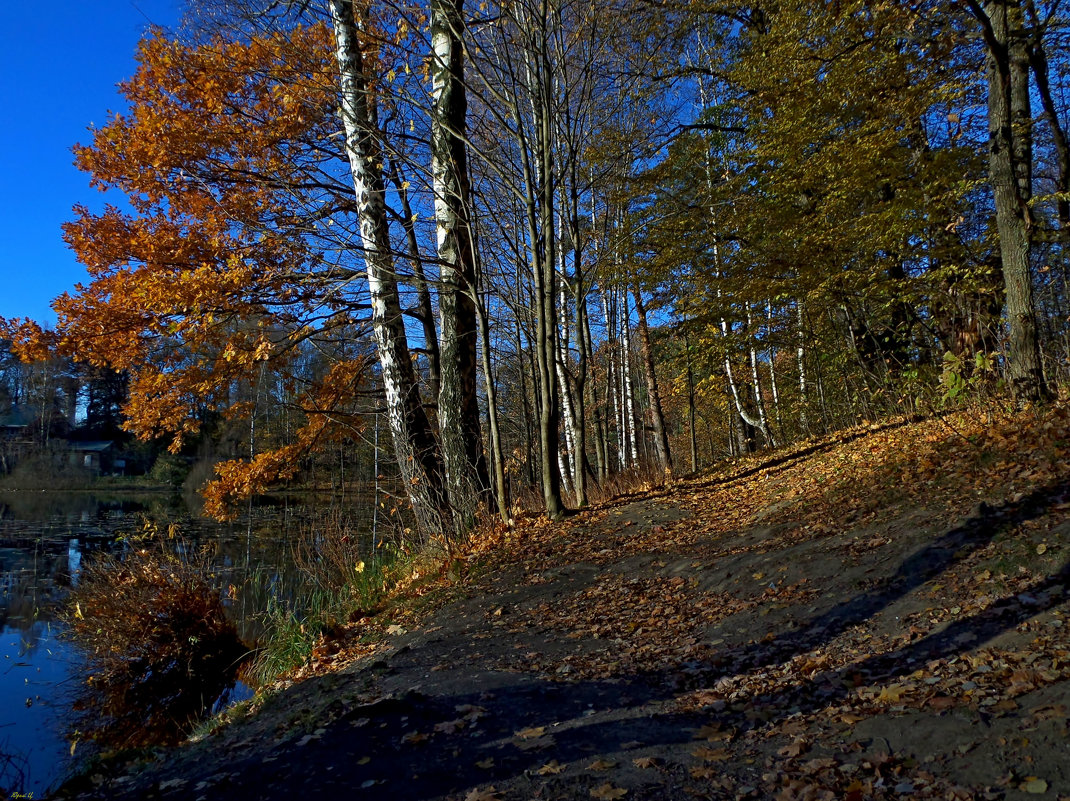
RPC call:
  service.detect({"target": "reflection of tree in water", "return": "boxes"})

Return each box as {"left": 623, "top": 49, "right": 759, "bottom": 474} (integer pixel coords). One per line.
{"left": 0, "top": 548, "right": 69, "bottom": 628}
{"left": 0, "top": 742, "right": 30, "bottom": 797}
{"left": 63, "top": 543, "right": 248, "bottom": 749}
{"left": 0, "top": 493, "right": 382, "bottom": 731}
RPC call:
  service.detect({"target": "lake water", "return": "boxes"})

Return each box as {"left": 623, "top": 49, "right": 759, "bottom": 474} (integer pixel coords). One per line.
{"left": 0, "top": 490, "right": 374, "bottom": 796}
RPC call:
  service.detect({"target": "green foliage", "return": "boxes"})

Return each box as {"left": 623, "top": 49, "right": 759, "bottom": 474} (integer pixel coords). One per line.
{"left": 940, "top": 350, "right": 1000, "bottom": 405}
{"left": 149, "top": 452, "right": 191, "bottom": 487}
{"left": 245, "top": 512, "right": 409, "bottom": 685}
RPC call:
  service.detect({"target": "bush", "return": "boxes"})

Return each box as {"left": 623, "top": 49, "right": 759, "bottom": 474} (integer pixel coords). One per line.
{"left": 0, "top": 449, "right": 94, "bottom": 490}
{"left": 61, "top": 541, "right": 249, "bottom": 748}
{"left": 148, "top": 452, "right": 190, "bottom": 487}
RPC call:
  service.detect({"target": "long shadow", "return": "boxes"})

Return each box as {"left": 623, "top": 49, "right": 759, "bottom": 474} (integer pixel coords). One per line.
{"left": 692, "top": 480, "right": 1069, "bottom": 682}
{"left": 67, "top": 481, "right": 1069, "bottom": 801}
{"left": 131, "top": 559, "right": 1067, "bottom": 801}
{"left": 686, "top": 415, "right": 922, "bottom": 492}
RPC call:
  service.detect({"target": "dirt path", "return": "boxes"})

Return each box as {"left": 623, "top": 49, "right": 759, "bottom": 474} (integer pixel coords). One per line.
{"left": 55, "top": 412, "right": 1070, "bottom": 801}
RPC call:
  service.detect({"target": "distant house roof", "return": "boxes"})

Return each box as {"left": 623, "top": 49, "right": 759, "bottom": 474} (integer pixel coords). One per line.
{"left": 0, "top": 406, "right": 33, "bottom": 428}
{"left": 69, "top": 441, "right": 114, "bottom": 452}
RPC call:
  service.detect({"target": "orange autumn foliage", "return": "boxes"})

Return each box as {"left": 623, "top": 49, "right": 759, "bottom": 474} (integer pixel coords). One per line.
{"left": 4, "top": 25, "right": 374, "bottom": 515}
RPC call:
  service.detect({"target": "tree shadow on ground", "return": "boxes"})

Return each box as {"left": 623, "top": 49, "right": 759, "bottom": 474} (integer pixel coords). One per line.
{"left": 68, "top": 480, "right": 1069, "bottom": 801}
{"left": 686, "top": 415, "right": 923, "bottom": 491}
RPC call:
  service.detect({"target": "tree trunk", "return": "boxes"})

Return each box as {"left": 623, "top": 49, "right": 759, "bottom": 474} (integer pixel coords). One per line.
{"left": 474, "top": 239, "right": 509, "bottom": 524}
{"left": 328, "top": 0, "right": 448, "bottom": 538}
{"left": 974, "top": 0, "right": 1050, "bottom": 403}
{"left": 582, "top": 297, "right": 607, "bottom": 483}
{"left": 746, "top": 306, "right": 774, "bottom": 448}
{"left": 796, "top": 300, "right": 809, "bottom": 434}
{"left": 620, "top": 293, "right": 639, "bottom": 467}
{"left": 515, "top": 0, "right": 566, "bottom": 518}
{"left": 386, "top": 161, "right": 440, "bottom": 403}
{"left": 766, "top": 301, "right": 783, "bottom": 434}
{"left": 632, "top": 286, "right": 672, "bottom": 475}
{"left": 683, "top": 326, "right": 698, "bottom": 472}
{"left": 430, "top": 0, "right": 491, "bottom": 533}
{"left": 1025, "top": 0, "right": 1070, "bottom": 228}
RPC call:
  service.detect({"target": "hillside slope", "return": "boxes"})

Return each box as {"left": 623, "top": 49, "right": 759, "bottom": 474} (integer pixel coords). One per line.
{"left": 58, "top": 406, "right": 1070, "bottom": 801}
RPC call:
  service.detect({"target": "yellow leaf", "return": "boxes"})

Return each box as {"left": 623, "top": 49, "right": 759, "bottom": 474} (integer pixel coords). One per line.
{"left": 587, "top": 758, "right": 616, "bottom": 771}
{"left": 878, "top": 684, "right": 909, "bottom": 703}
{"left": 537, "top": 760, "right": 564, "bottom": 775}
{"left": 515, "top": 726, "right": 546, "bottom": 739}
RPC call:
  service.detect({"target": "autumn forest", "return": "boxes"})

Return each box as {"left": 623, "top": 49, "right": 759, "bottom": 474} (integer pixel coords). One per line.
{"left": 2, "top": 0, "right": 1069, "bottom": 538}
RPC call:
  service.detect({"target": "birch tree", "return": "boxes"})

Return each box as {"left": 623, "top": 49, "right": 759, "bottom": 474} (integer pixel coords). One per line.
{"left": 430, "top": 0, "right": 492, "bottom": 530}
{"left": 328, "top": 0, "right": 450, "bottom": 538}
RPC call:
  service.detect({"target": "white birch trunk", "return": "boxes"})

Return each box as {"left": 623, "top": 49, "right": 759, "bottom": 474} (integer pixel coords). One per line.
{"left": 747, "top": 306, "right": 774, "bottom": 448}
{"left": 430, "top": 0, "right": 489, "bottom": 533}
{"left": 796, "top": 300, "right": 809, "bottom": 433}
{"left": 329, "top": 0, "right": 447, "bottom": 538}
{"left": 766, "top": 301, "right": 783, "bottom": 433}
{"left": 621, "top": 292, "right": 639, "bottom": 467}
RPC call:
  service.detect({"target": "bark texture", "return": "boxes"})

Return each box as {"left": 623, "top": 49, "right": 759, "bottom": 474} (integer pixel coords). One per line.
{"left": 632, "top": 287, "right": 672, "bottom": 476}
{"left": 976, "top": 0, "right": 1050, "bottom": 403}
{"left": 329, "top": 0, "right": 449, "bottom": 538}
{"left": 430, "top": 0, "right": 491, "bottom": 533}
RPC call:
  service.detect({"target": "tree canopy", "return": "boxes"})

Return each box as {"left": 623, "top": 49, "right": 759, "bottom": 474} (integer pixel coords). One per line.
{"left": 3, "top": 0, "right": 1069, "bottom": 531}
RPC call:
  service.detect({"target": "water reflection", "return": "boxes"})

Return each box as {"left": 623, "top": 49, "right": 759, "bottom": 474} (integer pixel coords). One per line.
{"left": 0, "top": 490, "right": 354, "bottom": 796}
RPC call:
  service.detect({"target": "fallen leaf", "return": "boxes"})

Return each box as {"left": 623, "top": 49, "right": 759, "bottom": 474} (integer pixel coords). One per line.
{"left": 878, "top": 684, "right": 908, "bottom": 703}
{"left": 590, "top": 783, "right": 627, "bottom": 800}
{"left": 475, "top": 758, "right": 495, "bottom": 770}
{"left": 537, "top": 760, "right": 565, "bottom": 775}
{"left": 632, "top": 757, "right": 658, "bottom": 769}
{"left": 456, "top": 704, "right": 487, "bottom": 720}
{"left": 515, "top": 726, "right": 546, "bottom": 739}
{"left": 927, "top": 695, "right": 957, "bottom": 711}
{"left": 1021, "top": 778, "right": 1048, "bottom": 794}
{"left": 692, "top": 724, "right": 721, "bottom": 740}
{"left": 465, "top": 786, "right": 502, "bottom": 801}
{"left": 777, "top": 739, "right": 808, "bottom": 757}
{"left": 587, "top": 758, "right": 617, "bottom": 771}
{"left": 692, "top": 746, "right": 731, "bottom": 761}
{"left": 435, "top": 719, "right": 466, "bottom": 734}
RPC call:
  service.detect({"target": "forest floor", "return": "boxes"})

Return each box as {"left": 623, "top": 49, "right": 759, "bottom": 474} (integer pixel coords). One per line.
{"left": 55, "top": 403, "right": 1070, "bottom": 801}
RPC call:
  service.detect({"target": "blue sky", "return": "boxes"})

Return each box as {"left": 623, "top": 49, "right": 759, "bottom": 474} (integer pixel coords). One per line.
{"left": 0, "top": 0, "right": 181, "bottom": 326}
